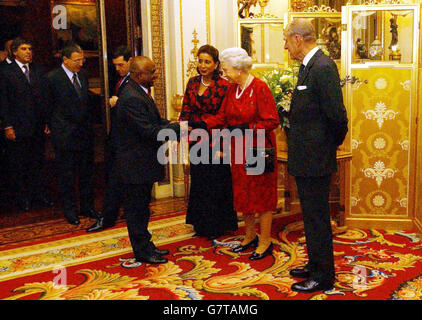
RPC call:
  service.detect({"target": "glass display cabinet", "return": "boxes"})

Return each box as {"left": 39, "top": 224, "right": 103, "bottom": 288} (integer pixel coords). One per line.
{"left": 341, "top": 4, "right": 420, "bottom": 229}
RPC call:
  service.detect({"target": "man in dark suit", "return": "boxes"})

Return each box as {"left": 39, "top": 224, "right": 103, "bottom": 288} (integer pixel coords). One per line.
{"left": 43, "top": 43, "right": 99, "bottom": 225}
{"left": 283, "top": 19, "right": 348, "bottom": 293}
{"left": 0, "top": 38, "right": 14, "bottom": 192}
{"left": 113, "top": 56, "right": 180, "bottom": 266}
{"left": 0, "top": 39, "right": 13, "bottom": 66}
{"left": 86, "top": 46, "right": 132, "bottom": 232}
{"left": 0, "top": 38, "right": 53, "bottom": 211}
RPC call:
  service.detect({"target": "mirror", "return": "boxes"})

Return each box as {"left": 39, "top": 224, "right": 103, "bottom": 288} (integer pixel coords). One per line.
{"left": 239, "top": 21, "right": 284, "bottom": 65}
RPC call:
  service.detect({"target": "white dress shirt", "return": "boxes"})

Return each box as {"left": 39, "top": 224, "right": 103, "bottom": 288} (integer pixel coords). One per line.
{"left": 302, "top": 46, "right": 320, "bottom": 67}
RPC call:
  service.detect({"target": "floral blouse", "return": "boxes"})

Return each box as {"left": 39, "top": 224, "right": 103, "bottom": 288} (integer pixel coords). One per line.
{"left": 179, "top": 75, "right": 229, "bottom": 123}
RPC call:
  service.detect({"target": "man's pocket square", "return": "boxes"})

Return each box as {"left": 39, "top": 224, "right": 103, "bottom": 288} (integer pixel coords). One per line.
{"left": 297, "top": 85, "right": 307, "bottom": 90}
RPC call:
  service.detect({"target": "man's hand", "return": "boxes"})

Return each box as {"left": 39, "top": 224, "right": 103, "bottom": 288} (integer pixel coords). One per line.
{"left": 109, "top": 96, "right": 119, "bottom": 108}
{"left": 44, "top": 125, "right": 51, "bottom": 135}
{"left": 4, "top": 127, "right": 15, "bottom": 141}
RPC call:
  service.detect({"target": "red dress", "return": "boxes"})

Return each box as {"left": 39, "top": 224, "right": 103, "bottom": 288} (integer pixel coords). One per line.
{"left": 205, "top": 77, "right": 279, "bottom": 214}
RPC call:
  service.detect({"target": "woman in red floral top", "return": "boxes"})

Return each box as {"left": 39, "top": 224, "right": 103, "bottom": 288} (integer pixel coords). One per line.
{"left": 189, "top": 47, "right": 279, "bottom": 260}
{"left": 179, "top": 45, "right": 238, "bottom": 240}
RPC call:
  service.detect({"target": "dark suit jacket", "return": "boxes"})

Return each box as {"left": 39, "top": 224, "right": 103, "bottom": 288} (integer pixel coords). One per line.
{"left": 0, "top": 61, "right": 46, "bottom": 138}
{"left": 109, "top": 74, "right": 130, "bottom": 149}
{"left": 43, "top": 67, "right": 94, "bottom": 151}
{"left": 287, "top": 49, "right": 348, "bottom": 177}
{"left": 115, "top": 78, "right": 171, "bottom": 185}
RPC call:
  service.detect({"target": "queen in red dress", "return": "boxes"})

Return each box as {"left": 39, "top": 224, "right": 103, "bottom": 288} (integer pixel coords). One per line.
{"left": 191, "top": 47, "right": 279, "bottom": 260}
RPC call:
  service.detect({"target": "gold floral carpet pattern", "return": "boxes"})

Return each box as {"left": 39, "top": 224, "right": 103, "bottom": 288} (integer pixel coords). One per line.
{"left": 0, "top": 215, "right": 421, "bottom": 300}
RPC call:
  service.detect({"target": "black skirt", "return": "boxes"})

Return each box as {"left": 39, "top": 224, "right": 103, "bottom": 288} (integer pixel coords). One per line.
{"left": 186, "top": 160, "right": 238, "bottom": 237}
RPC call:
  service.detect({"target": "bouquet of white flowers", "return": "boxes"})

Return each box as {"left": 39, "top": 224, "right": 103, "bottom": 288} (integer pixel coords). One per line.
{"left": 260, "top": 63, "right": 367, "bottom": 132}
{"left": 259, "top": 63, "right": 300, "bottom": 131}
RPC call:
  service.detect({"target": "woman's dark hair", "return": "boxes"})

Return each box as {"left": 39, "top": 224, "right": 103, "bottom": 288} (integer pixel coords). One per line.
{"left": 196, "top": 44, "right": 220, "bottom": 77}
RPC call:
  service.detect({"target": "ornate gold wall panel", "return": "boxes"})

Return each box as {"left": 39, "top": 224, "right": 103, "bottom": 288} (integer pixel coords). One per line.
{"left": 150, "top": 0, "right": 167, "bottom": 117}
{"left": 415, "top": 69, "right": 422, "bottom": 232}
{"left": 350, "top": 67, "right": 412, "bottom": 220}
{"left": 342, "top": 4, "right": 419, "bottom": 230}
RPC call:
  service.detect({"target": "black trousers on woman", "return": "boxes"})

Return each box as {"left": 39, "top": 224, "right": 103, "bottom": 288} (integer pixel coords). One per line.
{"left": 186, "top": 158, "right": 238, "bottom": 238}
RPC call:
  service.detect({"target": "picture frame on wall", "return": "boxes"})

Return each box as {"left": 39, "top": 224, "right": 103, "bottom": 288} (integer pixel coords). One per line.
{"left": 0, "top": 1, "right": 27, "bottom": 5}
{"left": 50, "top": 0, "right": 99, "bottom": 57}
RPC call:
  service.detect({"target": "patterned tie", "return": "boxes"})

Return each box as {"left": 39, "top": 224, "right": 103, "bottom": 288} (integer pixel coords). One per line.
{"left": 22, "top": 65, "right": 30, "bottom": 83}
{"left": 72, "top": 73, "right": 82, "bottom": 97}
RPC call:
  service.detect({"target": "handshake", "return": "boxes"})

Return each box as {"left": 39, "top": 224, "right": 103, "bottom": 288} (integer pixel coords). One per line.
{"left": 163, "top": 120, "right": 250, "bottom": 142}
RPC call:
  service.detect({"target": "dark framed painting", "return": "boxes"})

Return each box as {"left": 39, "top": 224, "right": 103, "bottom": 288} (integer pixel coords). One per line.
{"left": 50, "top": 0, "right": 99, "bottom": 57}
{"left": 0, "top": 0, "right": 27, "bottom": 5}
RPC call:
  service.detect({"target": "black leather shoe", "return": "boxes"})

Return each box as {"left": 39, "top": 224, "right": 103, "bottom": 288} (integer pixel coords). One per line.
{"left": 80, "top": 209, "right": 101, "bottom": 219}
{"left": 66, "top": 216, "right": 80, "bottom": 225}
{"left": 154, "top": 248, "right": 170, "bottom": 256}
{"left": 249, "top": 242, "right": 273, "bottom": 261}
{"left": 232, "top": 236, "right": 259, "bottom": 253}
{"left": 291, "top": 279, "right": 334, "bottom": 293}
{"left": 137, "top": 254, "right": 168, "bottom": 264}
{"left": 289, "top": 266, "right": 311, "bottom": 279}
{"left": 86, "top": 217, "right": 115, "bottom": 233}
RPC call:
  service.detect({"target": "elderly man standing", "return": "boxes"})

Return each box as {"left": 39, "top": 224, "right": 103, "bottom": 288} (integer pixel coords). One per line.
{"left": 114, "top": 56, "right": 179, "bottom": 266}
{"left": 44, "top": 43, "right": 99, "bottom": 225}
{"left": 283, "top": 19, "right": 348, "bottom": 293}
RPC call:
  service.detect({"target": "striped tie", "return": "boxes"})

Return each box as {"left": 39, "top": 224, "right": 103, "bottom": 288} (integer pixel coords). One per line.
{"left": 73, "top": 73, "right": 82, "bottom": 97}
{"left": 22, "top": 65, "right": 30, "bottom": 83}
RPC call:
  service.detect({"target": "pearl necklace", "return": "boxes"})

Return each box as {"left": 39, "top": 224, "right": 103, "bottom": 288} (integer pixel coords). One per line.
{"left": 236, "top": 75, "right": 253, "bottom": 99}
{"left": 201, "top": 76, "right": 211, "bottom": 87}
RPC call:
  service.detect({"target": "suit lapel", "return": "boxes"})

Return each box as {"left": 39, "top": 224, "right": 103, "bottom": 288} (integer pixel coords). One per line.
{"left": 10, "top": 61, "right": 30, "bottom": 87}
{"left": 57, "top": 67, "right": 86, "bottom": 100}
{"left": 297, "top": 49, "right": 324, "bottom": 86}
{"left": 128, "top": 79, "right": 161, "bottom": 120}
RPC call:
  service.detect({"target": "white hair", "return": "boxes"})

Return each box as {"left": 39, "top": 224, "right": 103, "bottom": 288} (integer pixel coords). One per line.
{"left": 220, "top": 47, "right": 253, "bottom": 71}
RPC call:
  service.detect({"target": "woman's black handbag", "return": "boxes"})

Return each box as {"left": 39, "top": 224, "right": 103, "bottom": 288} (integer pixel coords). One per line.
{"left": 245, "top": 125, "right": 275, "bottom": 174}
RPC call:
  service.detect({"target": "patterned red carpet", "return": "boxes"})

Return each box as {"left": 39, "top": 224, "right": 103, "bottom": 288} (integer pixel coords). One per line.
{"left": 0, "top": 213, "right": 421, "bottom": 300}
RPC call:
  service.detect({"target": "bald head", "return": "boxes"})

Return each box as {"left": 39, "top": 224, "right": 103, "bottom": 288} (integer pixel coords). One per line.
{"left": 130, "top": 56, "right": 157, "bottom": 88}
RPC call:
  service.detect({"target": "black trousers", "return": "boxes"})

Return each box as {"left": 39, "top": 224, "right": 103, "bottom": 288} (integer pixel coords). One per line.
{"left": 186, "top": 160, "right": 237, "bottom": 236}
{"left": 294, "top": 175, "right": 335, "bottom": 284}
{"left": 54, "top": 147, "right": 95, "bottom": 218}
{"left": 122, "top": 182, "right": 155, "bottom": 261}
{"left": 101, "top": 141, "right": 122, "bottom": 225}
{"left": 6, "top": 134, "right": 46, "bottom": 203}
